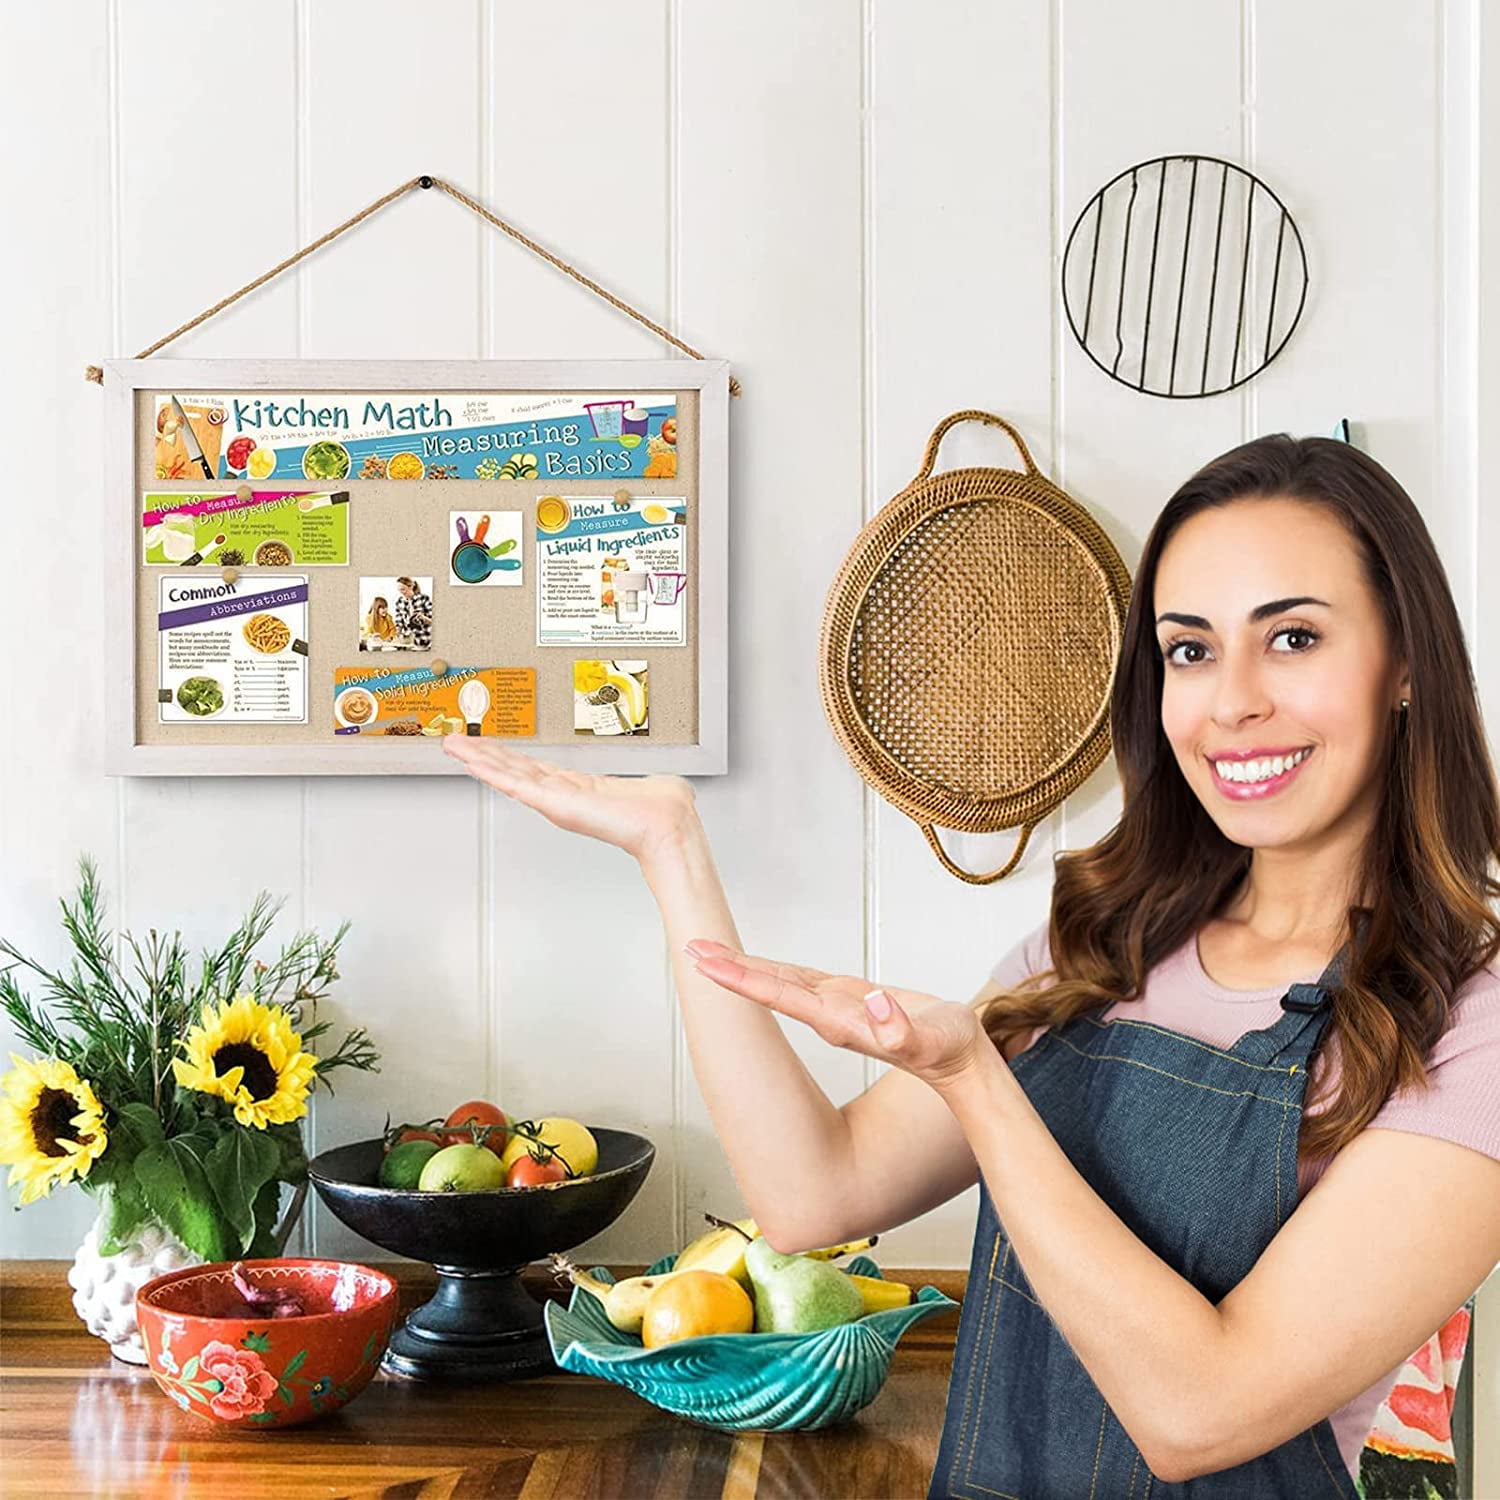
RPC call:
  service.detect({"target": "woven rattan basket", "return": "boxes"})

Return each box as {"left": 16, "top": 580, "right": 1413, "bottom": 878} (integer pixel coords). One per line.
{"left": 819, "top": 410, "right": 1132, "bottom": 885}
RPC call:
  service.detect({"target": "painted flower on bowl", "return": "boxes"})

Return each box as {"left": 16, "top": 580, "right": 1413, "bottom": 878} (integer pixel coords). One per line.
{"left": 198, "top": 1339, "right": 278, "bottom": 1420}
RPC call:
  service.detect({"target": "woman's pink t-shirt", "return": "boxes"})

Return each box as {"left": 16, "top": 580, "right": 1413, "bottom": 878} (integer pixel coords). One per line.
{"left": 988, "top": 921, "right": 1500, "bottom": 1488}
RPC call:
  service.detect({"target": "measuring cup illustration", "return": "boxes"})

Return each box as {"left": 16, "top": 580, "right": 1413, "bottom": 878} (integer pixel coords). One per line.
{"left": 452, "top": 535, "right": 521, "bottom": 583}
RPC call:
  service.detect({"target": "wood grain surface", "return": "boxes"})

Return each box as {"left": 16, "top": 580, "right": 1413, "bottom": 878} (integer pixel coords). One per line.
{"left": 0, "top": 1261, "right": 965, "bottom": 1500}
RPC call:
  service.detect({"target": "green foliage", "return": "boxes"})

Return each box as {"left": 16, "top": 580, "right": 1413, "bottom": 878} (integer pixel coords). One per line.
{"left": 95, "top": 1177, "right": 151, "bottom": 1255}
{"left": 205, "top": 1128, "right": 280, "bottom": 1253}
{"left": 2, "top": 855, "right": 379, "bottom": 1253}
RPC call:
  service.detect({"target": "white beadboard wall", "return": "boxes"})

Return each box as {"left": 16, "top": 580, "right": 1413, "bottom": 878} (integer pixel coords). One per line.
{"left": 3, "top": 0, "right": 1496, "bottom": 1482}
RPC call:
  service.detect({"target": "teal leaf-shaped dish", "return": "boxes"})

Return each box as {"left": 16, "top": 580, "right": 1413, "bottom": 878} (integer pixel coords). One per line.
{"left": 543, "top": 1252, "right": 959, "bottom": 1431}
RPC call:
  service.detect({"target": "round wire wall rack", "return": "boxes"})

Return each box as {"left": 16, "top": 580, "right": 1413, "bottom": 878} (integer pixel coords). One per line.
{"left": 1062, "top": 154, "right": 1309, "bottom": 399}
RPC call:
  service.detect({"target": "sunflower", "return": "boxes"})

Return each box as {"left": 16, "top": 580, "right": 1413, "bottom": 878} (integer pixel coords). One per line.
{"left": 172, "top": 994, "right": 317, "bottom": 1129}
{"left": 0, "top": 1055, "right": 108, "bottom": 1204}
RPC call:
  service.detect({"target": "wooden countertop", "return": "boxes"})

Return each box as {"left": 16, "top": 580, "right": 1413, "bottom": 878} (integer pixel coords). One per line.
{"left": 1, "top": 1260, "right": 965, "bottom": 1500}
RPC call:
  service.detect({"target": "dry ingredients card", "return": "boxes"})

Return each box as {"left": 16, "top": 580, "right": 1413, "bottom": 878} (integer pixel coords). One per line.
{"left": 536, "top": 495, "right": 688, "bottom": 647}
{"left": 142, "top": 490, "right": 350, "bottom": 567}
{"left": 153, "top": 392, "right": 678, "bottom": 483}
{"left": 157, "top": 576, "right": 308, "bottom": 724}
{"left": 332, "top": 665, "right": 536, "bottom": 738}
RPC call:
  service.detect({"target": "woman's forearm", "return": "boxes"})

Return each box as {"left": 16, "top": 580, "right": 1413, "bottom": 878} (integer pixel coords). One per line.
{"left": 640, "top": 818, "right": 855, "bottom": 1246}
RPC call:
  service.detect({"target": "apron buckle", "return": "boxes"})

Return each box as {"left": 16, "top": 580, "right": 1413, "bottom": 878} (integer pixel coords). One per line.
{"left": 1281, "top": 982, "right": 1331, "bottom": 1014}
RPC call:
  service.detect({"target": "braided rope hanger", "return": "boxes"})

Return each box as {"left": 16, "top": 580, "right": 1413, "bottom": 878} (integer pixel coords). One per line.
{"left": 85, "top": 174, "right": 739, "bottom": 395}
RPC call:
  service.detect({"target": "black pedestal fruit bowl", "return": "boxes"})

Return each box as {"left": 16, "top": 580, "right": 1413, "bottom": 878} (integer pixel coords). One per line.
{"left": 308, "top": 1129, "right": 654, "bottom": 1383}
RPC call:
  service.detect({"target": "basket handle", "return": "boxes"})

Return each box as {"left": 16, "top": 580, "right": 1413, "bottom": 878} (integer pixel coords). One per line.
{"left": 917, "top": 410, "right": 1040, "bottom": 481}
{"left": 920, "top": 820, "right": 1037, "bottom": 886}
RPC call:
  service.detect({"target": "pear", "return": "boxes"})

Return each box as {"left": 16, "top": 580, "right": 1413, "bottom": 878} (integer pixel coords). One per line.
{"left": 743, "top": 1235, "right": 865, "bottom": 1334}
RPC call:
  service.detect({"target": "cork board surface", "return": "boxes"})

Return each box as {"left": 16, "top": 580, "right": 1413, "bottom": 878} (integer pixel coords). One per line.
{"left": 134, "top": 388, "right": 700, "bottom": 750}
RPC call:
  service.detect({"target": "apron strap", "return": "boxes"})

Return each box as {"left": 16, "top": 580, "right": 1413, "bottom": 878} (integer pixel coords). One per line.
{"left": 1231, "top": 924, "right": 1359, "bottom": 1068}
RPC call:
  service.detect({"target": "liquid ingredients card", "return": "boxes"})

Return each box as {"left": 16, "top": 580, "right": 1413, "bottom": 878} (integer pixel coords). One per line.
{"left": 158, "top": 576, "right": 309, "bottom": 724}
{"left": 332, "top": 665, "right": 536, "bottom": 738}
{"left": 536, "top": 495, "right": 688, "bottom": 647}
{"left": 142, "top": 490, "right": 349, "bottom": 566}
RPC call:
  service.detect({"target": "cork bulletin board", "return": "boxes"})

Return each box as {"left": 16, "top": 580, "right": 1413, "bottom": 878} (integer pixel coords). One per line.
{"left": 104, "top": 358, "right": 729, "bottom": 776}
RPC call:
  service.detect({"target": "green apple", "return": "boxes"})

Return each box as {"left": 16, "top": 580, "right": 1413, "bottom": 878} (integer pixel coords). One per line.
{"left": 380, "top": 1139, "right": 441, "bottom": 1189}
{"left": 419, "top": 1142, "right": 506, "bottom": 1193}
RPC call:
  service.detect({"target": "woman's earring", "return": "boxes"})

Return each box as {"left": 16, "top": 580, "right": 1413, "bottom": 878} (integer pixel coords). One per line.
{"left": 1400, "top": 698, "right": 1410, "bottom": 712}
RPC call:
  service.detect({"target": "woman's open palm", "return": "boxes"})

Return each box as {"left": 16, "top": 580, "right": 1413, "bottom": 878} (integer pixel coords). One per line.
{"left": 685, "top": 938, "right": 987, "bottom": 1092}
{"left": 442, "top": 736, "right": 696, "bottom": 861}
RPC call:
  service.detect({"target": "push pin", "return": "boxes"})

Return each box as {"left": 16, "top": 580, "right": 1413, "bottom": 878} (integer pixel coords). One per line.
{"left": 236, "top": 483, "right": 253, "bottom": 503}
{"left": 612, "top": 487, "right": 632, "bottom": 512}
{"left": 220, "top": 566, "right": 238, "bottom": 585}
{"left": 429, "top": 659, "right": 448, "bottom": 677}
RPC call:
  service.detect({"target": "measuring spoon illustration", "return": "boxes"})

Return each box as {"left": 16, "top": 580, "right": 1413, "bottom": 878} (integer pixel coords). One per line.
{"left": 451, "top": 536, "right": 520, "bottom": 583}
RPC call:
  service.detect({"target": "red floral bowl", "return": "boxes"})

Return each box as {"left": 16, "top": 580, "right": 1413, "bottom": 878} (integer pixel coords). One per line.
{"left": 136, "top": 1259, "right": 398, "bottom": 1429}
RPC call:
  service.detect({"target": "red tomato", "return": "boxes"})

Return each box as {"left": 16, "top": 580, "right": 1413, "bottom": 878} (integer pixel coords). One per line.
{"left": 441, "top": 1100, "right": 509, "bottom": 1155}
{"left": 382, "top": 1127, "right": 442, "bottom": 1156}
{"left": 226, "top": 435, "right": 255, "bottom": 471}
{"left": 507, "top": 1153, "right": 569, "bottom": 1188}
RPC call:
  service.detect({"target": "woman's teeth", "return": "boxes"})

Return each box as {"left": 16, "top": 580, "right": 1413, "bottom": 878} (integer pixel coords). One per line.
{"left": 1212, "top": 747, "right": 1313, "bottom": 784}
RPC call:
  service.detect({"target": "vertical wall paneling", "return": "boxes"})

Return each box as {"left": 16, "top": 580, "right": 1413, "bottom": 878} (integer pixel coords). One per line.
{"left": 675, "top": 4, "right": 868, "bottom": 1246}
{"left": 110, "top": 0, "right": 308, "bottom": 1256}
{"left": 480, "top": 4, "right": 677, "bottom": 1262}
{"left": 297, "top": 0, "right": 485, "bottom": 1257}
{"left": 0, "top": 0, "right": 116, "bottom": 1256}
{"left": 113, "top": 0, "right": 306, "bottom": 957}
{"left": 864, "top": 0, "right": 1059, "bottom": 1267}
{"left": 1253, "top": 3, "right": 1447, "bottom": 591}
{"left": 1056, "top": 0, "right": 1246, "bottom": 871}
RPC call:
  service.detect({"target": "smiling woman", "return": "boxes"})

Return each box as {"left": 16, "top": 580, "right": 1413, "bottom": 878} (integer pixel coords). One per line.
{"left": 440, "top": 435, "right": 1500, "bottom": 1499}
{"left": 940, "top": 435, "right": 1500, "bottom": 1495}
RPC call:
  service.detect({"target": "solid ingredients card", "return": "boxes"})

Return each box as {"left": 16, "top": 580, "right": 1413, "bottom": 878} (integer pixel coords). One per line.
{"left": 332, "top": 665, "right": 536, "bottom": 738}
{"left": 157, "top": 576, "right": 309, "bottom": 724}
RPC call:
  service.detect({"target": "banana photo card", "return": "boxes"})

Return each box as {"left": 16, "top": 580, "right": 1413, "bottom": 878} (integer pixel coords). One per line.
{"left": 574, "top": 660, "right": 649, "bottom": 736}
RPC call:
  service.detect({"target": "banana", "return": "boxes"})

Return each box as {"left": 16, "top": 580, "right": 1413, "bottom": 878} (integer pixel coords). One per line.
{"left": 844, "top": 1271, "right": 914, "bottom": 1314}
{"left": 604, "top": 668, "right": 647, "bottom": 726}
{"left": 550, "top": 1254, "right": 700, "bottom": 1335}
{"left": 806, "top": 1235, "right": 879, "bottom": 1262}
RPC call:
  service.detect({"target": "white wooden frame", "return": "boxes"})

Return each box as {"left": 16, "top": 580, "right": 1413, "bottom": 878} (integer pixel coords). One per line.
{"left": 104, "top": 357, "right": 729, "bottom": 776}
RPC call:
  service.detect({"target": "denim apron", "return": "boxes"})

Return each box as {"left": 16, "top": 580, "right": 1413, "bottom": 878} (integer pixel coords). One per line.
{"left": 928, "top": 946, "right": 1362, "bottom": 1499}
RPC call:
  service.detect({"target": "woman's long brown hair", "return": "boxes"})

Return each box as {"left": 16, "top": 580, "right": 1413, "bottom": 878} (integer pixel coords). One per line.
{"left": 976, "top": 434, "right": 1500, "bottom": 1168}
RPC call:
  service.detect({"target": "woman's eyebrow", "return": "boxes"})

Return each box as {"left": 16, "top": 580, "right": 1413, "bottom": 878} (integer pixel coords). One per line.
{"left": 1154, "top": 595, "right": 1331, "bottom": 629}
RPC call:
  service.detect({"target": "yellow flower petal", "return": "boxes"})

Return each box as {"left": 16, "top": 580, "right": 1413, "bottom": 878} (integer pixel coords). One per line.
{"left": 171, "top": 993, "right": 315, "bottom": 1129}
{"left": 0, "top": 1055, "right": 107, "bottom": 1203}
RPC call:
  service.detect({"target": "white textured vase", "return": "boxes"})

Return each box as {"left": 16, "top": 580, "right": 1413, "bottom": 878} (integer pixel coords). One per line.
{"left": 67, "top": 1213, "right": 201, "bottom": 1364}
